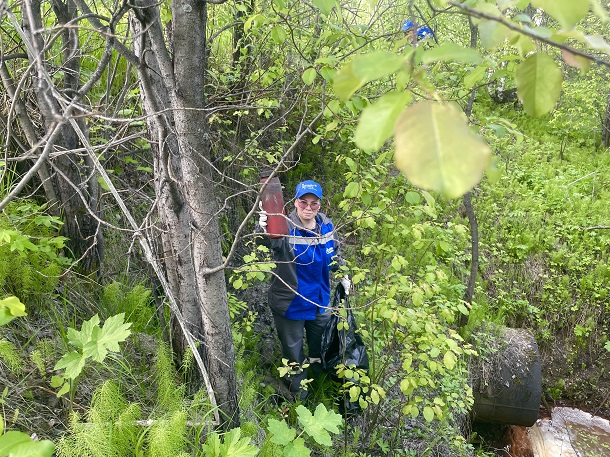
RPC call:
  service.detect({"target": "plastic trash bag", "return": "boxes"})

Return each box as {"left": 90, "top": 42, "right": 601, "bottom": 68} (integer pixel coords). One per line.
{"left": 320, "top": 284, "right": 369, "bottom": 414}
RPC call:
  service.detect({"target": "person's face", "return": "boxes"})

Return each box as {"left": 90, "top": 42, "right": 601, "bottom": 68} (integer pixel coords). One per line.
{"left": 295, "top": 194, "right": 321, "bottom": 222}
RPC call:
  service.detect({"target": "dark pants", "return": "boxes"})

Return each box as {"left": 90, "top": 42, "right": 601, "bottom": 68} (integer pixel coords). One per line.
{"left": 272, "top": 310, "right": 331, "bottom": 398}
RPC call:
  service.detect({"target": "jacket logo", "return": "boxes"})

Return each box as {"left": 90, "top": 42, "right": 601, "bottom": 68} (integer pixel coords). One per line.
{"left": 326, "top": 247, "right": 334, "bottom": 254}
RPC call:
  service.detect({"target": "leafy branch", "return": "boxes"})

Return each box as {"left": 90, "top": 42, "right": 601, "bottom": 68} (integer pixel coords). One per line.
{"left": 447, "top": 0, "right": 610, "bottom": 68}
{"left": 268, "top": 403, "right": 343, "bottom": 457}
{"left": 52, "top": 313, "right": 132, "bottom": 399}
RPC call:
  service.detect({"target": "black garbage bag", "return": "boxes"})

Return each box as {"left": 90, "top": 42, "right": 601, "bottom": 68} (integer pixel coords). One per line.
{"left": 320, "top": 284, "right": 369, "bottom": 415}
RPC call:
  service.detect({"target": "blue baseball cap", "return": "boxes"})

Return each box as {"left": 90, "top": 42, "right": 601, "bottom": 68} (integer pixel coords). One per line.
{"left": 295, "top": 180, "right": 323, "bottom": 200}
{"left": 401, "top": 20, "right": 414, "bottom": 31}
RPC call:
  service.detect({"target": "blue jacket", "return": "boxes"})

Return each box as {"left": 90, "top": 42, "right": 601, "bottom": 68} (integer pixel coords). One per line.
{"left": 257, "top": 211, "right": 343, "bottom": 320}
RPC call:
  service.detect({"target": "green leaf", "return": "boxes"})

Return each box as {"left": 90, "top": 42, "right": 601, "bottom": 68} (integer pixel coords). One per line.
{"left": 423, "top": 406, "right": 435, "bottom": 422}
{"left": 271, "top": 25, "right": 287, "bottom": 44}
{"left": 302, "top": 68, "right": 317, "bottom": 85}
{"left": 202, "top": 432, "right": 221, "bottom": 457}
{"left": 405, "top": 191, "right": 421, "bottom": 205}
{"left": 54, "top": 351, "right": 86, "bottom": 380}
{"left": 344, "top": 182, "right": 360, "bottom": 199}
{"left": 97, "top": 176, "right": 111, "bottom": 191}
{"left": 443, "top": 351, "right": 457, "bottom": 370}
{"left": 284, "top": 437, "right": 310, "bottom": 457}
{"left": 370, "top": 389, "right": 380, "bottom": 404}
{"left": 394, "top": 101, "right": 491, "bottom": 199}
{"left": 56, "top": 382, "right": 70, "bottom": 397}
{"left": 67, "top": 314, "right": 100, "bottom": 348}
{"left": 531, "top": 0, "right": 589, "bottom": 28}
{"left": 354, "top": 92, "right": 411, "bottom": 152}
{"left": 83, "top": 313, "right": 131, "bottom": 362}
{"left": 297, "top": 403, "right": 342, "bottom": 446}
{"left": 421, "top": 43, "right": 482, "bottom": 64}
{"left": 0, "top": 431, "right": 55, "bottom": 457}
{"left": 312, "top": 0, "right": 335, "bottom": 15}
{"left": 0, "top": 296, "right": 27, "bottom": 326}
{"left": 333, "top": 52, "right": 404, "bottom": 101}
{"left": 474, "top": 4, "right": 511, "bottom": 49}
{"left": 515, "top": 53, "right": 562, "bottom": 117}
{"left": 267, "top": 418, "right": 296, "bottom": 445}
{"left": 219, "top": 428, "right": 258, "bottom": 457}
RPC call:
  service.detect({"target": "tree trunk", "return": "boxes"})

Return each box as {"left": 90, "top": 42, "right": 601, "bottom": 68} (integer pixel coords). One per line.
{"left": 20, "top": 0, "right": 103, "bottom": 274}
{"left": 131, "top": 0, "right": 239, "bottom": 428}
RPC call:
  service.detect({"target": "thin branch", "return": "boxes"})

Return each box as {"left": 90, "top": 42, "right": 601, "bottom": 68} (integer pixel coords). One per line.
{"left": 448, "top": 1, "right": 610, "bottom": 68}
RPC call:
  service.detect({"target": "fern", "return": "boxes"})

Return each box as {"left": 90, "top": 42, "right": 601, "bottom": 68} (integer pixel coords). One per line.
{"left": 154, "top": 343, "right": 185, "bottom": 413}
{"left": 0, "top": 339, "right": 22, "bottom": 374}
{"left": 145, "top": 410, "right": 188, "bottom": 457}
{"left": 30, "top": 339, "right": 55, "bottom": 377}
{"left": 55, "top": 382, "right": 141, "bottom": 457}
{"left": 0, "top": 201, "right": 65, "bottom": 302}
{"left": 101, "top": 282, "right": 155, "bottom": 333}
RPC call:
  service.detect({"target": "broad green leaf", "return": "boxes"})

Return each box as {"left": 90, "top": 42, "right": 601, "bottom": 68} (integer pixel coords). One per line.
{"left": 511, "top": 34, "right": 536, "bottom": 57}
{"left": 83, "top": 313, "right": 131, "bottom": 362}
{"left": 67, "top": 314, "right": 100, "bottom": 348}
{"left": 479, "top": 20, "right": 511, "bottom": 49}
{"left": 302, "top": 68, "right": 317, "bottom": 85}
{"left": 0, "top": 296, "right": 26, "bottom": 326}
{"left": 405, "top": 191, "right": 421, "bottom": 205}
{"left": 464, "top": 65, "right": 488, "bottom": 89}
{"left": 0, "top": 431, "right": 55, "bottom": 457}
{"left": 423, "top": 406, "right": 435, "bottom": 422}
{"left": 532, "top": 0, "right": 590, "bottom": 28}
{"left": 219, "top": 428, "right": 258, "bottom": 457}
{"left": 54, "top": 351, "right": 86, "bottom": 380}
{"left": 271, "top": 25, "right": 286, "bottom": 44}
{"left": 421, "top": 43, "right": 482, "bottom": 64}
{"left": 474, "top": 4, "right": 511, "bottom": 49}
{"left": 370, "top": 389, "right": 380, "bottom": 404}
{"left": 284, "top": 437, "right": 310, "bottom": 457}
{"left": 344, "top": 181, "right": 360, "bottom": 198}
{"left": 354, "top": 92, "right": 410, "bottom": 152}
{"left": 443, "top": 351, "right": 457, "bottom": 370}
{"left": 410, "top": 405, "right": 419, "bottom": 418}
{"left": 394, "top": 101, "right": 491, "bottom": 199}
{"left": 297, "top": 403, "right": 342, "bottom": 446}
{"left": 202, "top": 432, "right": 221, "bottom": 456}
{"left": 333, "top": 52, "right": 404, "bottom": 100}
{"left": 515, "top": 53, "right": 562, "bottom": 117}
{"left": 268, "top": 418, "right": 296, "bottom": 445}
{"left": 56, "top": 382, "right": 70, "bottom": 397}
{"left": 313, "top": 0, "right": 335, "bottom": 15}
{"left": 50, "top": 375, "right": 64, "bottom": 388}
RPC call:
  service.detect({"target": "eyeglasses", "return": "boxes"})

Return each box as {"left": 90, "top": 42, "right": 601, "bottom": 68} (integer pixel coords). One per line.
{"left": 297, "top": 200, "right": 320, "bottom": 210}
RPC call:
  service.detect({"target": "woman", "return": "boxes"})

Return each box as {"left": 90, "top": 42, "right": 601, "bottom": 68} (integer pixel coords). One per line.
{"left": 256, "top": 180, "right": 350, "bottom": 401}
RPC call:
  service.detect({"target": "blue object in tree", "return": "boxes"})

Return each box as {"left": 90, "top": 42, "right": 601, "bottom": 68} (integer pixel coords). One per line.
{"left": 401, "top": 19, "right": 414, "bottom": 31}
{"left": 401, "top": 20, "right": 435, "bottom": 41}
{"left": 417, "top": 26, "right": 434, "bottom": 40}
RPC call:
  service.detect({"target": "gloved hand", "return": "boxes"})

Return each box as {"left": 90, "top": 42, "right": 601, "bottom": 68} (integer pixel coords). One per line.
{"left": 340, "top": 276, "right": 351, "bottom": 295}
{"left": 258, "top": 202, "right": 268, "bottom": 232}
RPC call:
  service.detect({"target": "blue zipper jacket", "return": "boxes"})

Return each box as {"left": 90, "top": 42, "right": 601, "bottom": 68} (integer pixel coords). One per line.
{"left": 257, "top": 211, "right": 343, "bottom": 320}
